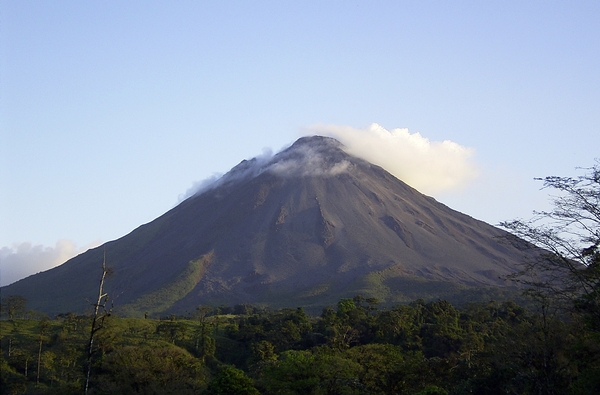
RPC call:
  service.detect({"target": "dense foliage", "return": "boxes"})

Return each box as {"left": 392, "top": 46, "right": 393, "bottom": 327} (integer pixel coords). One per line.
{"left": 2, "top": 295, "right": 600, "bottom": 394}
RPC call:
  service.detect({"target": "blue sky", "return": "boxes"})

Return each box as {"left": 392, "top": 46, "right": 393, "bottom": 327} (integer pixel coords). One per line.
{"left": 1, "top": 1, "right": 599, "bottom": 286}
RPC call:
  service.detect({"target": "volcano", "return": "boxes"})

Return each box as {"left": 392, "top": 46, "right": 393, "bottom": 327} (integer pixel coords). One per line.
{"left": 2, "top": 136, "right": 529, "bottom": 316}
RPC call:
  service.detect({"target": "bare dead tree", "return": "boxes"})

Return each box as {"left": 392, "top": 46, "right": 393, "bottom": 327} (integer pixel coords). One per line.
{"left": 36, "top": 317, "right": 50, "bottom": 385}
{"left": 84, "top": 249, "right": 112, "bottom": 394}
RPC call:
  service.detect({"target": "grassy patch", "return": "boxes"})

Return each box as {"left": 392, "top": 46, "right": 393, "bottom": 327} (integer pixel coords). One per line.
{"left": 118, "top": 252, "right": 213, "bottom": 317}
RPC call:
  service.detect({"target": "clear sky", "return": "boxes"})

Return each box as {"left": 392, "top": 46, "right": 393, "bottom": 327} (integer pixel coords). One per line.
{"left": 1, "top": 1, "right": 599, "bottom": 286}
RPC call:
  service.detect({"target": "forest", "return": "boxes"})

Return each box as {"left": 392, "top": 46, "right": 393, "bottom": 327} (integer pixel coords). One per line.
{"left": 1, "top": 293, "right": 600, "bottom": 395}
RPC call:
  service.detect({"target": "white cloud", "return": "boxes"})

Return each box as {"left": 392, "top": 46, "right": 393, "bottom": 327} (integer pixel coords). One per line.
{"left": 306, "top": 123, "right": 479, "bottom": 194}
{"left": 180, "top": 123, "right": 478, "bottom": 200}
{"left": 0, "top": 240, "right": 101, "bottom": 286}
{"left": 267, "top": 144, "right": 352, "bottom": 178}
{"left": 179, "top": 173, "right": 224, "bottom": 201}
{"left": 180, "top": 142, "right": 354, "bottom": 200}
{"left": 179, "top": 148, "right": 276, "bottom": 201}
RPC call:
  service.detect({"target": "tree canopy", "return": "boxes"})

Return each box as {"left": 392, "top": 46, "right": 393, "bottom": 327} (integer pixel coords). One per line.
{"left": 500, "top": 161, "right": 600, "bottom": 328}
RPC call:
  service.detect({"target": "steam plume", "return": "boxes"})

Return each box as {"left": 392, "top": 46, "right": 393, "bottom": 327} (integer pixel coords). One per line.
{"left": 181, "top": 123, "right": 478, "bottom": 201}
{"left": 308, "top": 123, "right": 479, "bottom": 194}
{"left": 181, "top": 143, "right": 351, "bottom": 200}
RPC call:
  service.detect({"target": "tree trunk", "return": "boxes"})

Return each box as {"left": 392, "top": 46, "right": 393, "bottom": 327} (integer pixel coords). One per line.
{"left": 36, "top": 336, "right": 43, "bottom": 384}
{"left": 84, "top": 250, "right": 110, "bottom": 395}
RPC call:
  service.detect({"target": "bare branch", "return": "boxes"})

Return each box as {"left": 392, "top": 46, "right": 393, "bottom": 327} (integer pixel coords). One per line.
{"left": 500, "top": 161, "right": 600, "bottom": 323}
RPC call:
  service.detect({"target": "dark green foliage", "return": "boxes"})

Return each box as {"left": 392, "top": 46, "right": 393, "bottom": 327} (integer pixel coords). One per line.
{"left": 345, "top": 344, "right": 425, "bottom": 394}
{"left": 259, "top": 348, "right": 362, "bottom": 395}
{"left": 414, "top": 385, "right": 448, "bottom": 395}
{"left": 2, "top": 297, "right": 600, "bottom": 395}
{"left": 0, "top": 295, "right": 27, "bottom": 319}
{"left": 206, "top": 365, "right": 259, "bottom": 395}
{"left": 95, "top": 344, "right": 205, "bottom": 394}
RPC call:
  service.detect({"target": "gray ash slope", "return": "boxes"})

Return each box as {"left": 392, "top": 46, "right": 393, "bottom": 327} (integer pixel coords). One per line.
{"left": 2, "top": 136, "right": 528, "bottom": 316}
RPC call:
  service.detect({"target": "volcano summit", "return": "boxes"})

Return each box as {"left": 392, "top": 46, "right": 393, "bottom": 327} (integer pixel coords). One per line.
{"left": 2, "top": 136, "right": 528, "bottom": 316}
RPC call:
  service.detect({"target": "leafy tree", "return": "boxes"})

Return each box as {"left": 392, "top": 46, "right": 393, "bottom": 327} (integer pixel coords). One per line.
{"left": 374, "top": 304, "right": 420, "bottom": 349}
{"left": 345, "top": 344, "right": 425, "bottom": 395}
{"left": 317, "top": 301, "right": 361, "bottom": 350}
{"left": 1, "top": 295, "right": 27, "bottom": 320}
{"left": 96, "top": 344, "right": 206, "bottom": 394}
{"left": 156, "top": 320, "right": 188, "bottom": 344}
{"left": 259, "top": 349, "right": 361, "bottom": 395}
{"left": 420, "top": 300, "right": 464, "bottom": 358}
{"left": 500, "top": 161, "right": 600, "bottom": 327}
{"left": 192, "top": 309, "right": 216, "bottom": 361}
{"left": 206, "top": 365, "right": 259, "bottom": 395}
{"left": 0, "top": 354, "right": 27, "bottom": 395}
{"left": 251, "top": 340, "right": 277, "bottom": 364}
{"left": 336, "top": 298, "right": 358, "bottom": 321}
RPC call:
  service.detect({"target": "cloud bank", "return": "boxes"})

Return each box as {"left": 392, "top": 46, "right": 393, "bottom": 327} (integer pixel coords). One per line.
{"left": 307, "top": 123, "right": 479, "bottom": 194}
{"left": 0, "top": 240, "right": 100, "bottom": 286}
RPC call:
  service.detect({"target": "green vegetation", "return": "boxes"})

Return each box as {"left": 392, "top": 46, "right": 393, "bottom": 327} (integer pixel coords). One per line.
{"left": 2, "top": 295, "right": 600, "bottom": 394}
{"left": 119, "top": 252, "right": 214, "bottom": 317}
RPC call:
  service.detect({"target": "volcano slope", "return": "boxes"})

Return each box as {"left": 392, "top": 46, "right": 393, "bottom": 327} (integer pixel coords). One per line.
{"left": 2, "top": 136, "right": 531, "bottom": 316}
